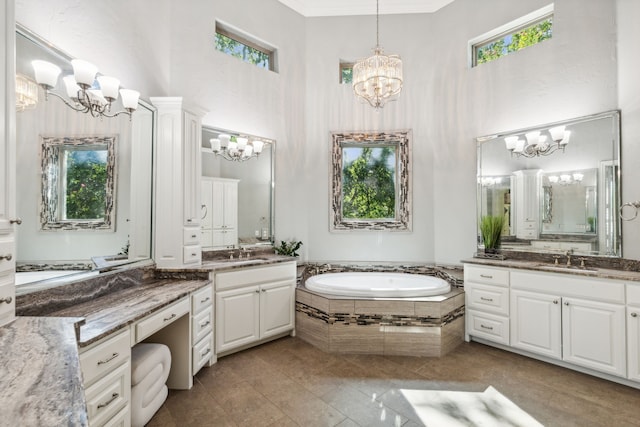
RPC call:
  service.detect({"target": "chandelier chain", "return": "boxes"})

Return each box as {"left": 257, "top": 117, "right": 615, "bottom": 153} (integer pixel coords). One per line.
{"left": 376, "top": 0, "right": 380, "bottom": 47}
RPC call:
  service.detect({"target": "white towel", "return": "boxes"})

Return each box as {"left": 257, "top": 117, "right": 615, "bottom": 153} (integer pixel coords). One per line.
{"left": 131, "top": 343, "right": 171, "bottom": 386}
{"left": 131, "top": 381, "right": 168, "bottom": 427}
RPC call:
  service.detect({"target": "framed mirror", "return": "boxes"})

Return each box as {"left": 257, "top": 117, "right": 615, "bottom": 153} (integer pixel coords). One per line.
{"left": 477, "top": 110, "right": 621, "bottom": 257}
{"left": 201, "top": 126, "right": 274, "bottom": 249}
{"left": 15, "top": 25, "right": 154, "bottom": 292}
{"left": 330, "top": 130, "right": 412, "bottom": 231}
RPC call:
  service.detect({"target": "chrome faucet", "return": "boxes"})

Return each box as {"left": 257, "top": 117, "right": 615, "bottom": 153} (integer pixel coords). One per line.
{"left": 565, "top": 249, "right": 574, "bottom": 267}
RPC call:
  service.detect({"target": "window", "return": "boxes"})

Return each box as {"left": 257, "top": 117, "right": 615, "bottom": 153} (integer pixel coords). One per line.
{"left": 340, "top": 62, "right": 353, "bottom": 84}
{"left": 330, "top": 131, "right": 412, "bottom": 231}
{"left": 215, "top": 22, "right": 276, "bottom": 71}
{"left": 41, "top": 136, "right": 116, "bottom": 230}
{"left": 470, "top": 5, "right": 553, "bottom": 67}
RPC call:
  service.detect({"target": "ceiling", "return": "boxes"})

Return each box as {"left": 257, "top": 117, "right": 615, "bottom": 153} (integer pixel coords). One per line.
{"left": 277, "top": 0, "right": 456, "bottom": 17}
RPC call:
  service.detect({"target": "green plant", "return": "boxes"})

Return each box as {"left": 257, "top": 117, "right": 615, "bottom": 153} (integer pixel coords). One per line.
{"left": 274, "top": 239, "right": 303, "bottom": 257}
{"left": 480, "top": 215, "right": 505, "bottom": 251}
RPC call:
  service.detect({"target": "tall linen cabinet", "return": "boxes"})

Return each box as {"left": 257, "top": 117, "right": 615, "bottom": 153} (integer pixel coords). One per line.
{"left": 151, "top": 97, "right": 205, "bottom": 268}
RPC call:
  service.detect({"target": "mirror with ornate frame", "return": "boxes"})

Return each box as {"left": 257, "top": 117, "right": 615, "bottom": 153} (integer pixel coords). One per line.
{"left": 476, "top": 110, "right": 621, "bottom": 257}
{"left": 15, "top": 25, "right": 154, "bottom": 293}
{"left": 201, "top": 126, "right": 275, "bottom": 248}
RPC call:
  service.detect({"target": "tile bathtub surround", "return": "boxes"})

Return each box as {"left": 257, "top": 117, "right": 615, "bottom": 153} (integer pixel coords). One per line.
{"left": 295, "top": 287, "right": 465, "bottom": 357}
{"left": 0, "top": 317, "right": 87, "bottom": 426}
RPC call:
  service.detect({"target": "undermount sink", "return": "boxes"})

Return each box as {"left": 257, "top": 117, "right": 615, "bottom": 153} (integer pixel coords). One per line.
{"left": 535, "top": 263, "right": 598, "bottom": 273}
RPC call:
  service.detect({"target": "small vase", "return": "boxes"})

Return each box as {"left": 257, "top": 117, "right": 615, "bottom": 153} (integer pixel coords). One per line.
{"left": 484, "top": 247, "right": 499, "bottom": 255}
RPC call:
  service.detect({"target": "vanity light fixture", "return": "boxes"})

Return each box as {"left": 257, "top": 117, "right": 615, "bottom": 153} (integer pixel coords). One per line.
{"left": 209, "top": 134, "right": 267, "bottom": 162}
{"left": 505, "top": 125, "right": 571, "bottom": 158}
{"left": 31, "top": 59, "right": 140, "bottom": 119}
{"left": 352, "top": 0, "right": 403, "bottom": 109}
{"left": 15, "top": 74, "right": 39, "bottom": 111}
{"left": 548, "top": 172, "right": 583, "bottom": 185}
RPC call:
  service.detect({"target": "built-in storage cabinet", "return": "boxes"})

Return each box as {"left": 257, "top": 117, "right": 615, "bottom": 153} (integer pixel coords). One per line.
{"left": 626, "top": 284, "right": 640, "bottom": 382}
{"left": 215, "top": 262, "right": 296, "bottom": 354}
{"left": 201, "top": 177, "right": 238, "bottom": 249}
{"left": 190, "top": 284, "right": 214, "bottom": 375}
{"left": 513, "top": 170, "right": 541, "bottom": 239}
{"left": 151, "top": 97, "right": 205, "bottom": 268}
{"left": 0, "top": 1, "right": 16, "bottom": 328}
{"left": 79, "top": 329, "right": 132, "bottom": 427}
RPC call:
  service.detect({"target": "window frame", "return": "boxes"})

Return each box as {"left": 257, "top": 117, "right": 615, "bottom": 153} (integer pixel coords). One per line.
{"left": 330, "top": 130, "right": 412, "bottom": 232}
{"left": 469, "top": 4, "right": 554, "bottom": 68}
{"left": 215, "top": 22, "right": 277, "bottom": 72}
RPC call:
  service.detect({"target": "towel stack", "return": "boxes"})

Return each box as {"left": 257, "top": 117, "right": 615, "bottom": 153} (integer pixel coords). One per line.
{"left": 130, "top": 343, "right": 171, "bottom": 427}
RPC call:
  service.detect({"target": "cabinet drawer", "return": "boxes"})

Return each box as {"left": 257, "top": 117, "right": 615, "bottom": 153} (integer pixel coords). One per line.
{"left": 85, "top": 361, "right": 131, "bottom": 426}
{"left": 627, "top": 283, "right": 640, "bottom": 306}
{"left": 0, "top": 237, "right": 15, "bottom": 275}
{"left": 0, "top": 282, "right": 15, "bottom": 326}
{"left": 467, "top": 309, "right": 509, "bottom": 345}
{"left": 183, "top": 227, "right": 200, "bottom": 245}
{"left": 80, "top": 329, "right": 131, "bottom": 386}
{"left": 464, "top": 265, "right": 509, "bottom": 287}
{"left": 192, "top": 306, "right": 213, "bottom": 343}
{"left": 191, "top": 284, "right": 213, "bottom": 314}
{"left": 135, "top": 297, "right": 189, "bottom": 343}
{"left": 201, "top": 229, "right": 213, "bottom": 248}
{"left": 466, "top": 283, "right": 509, "bottom": 315}
{"left": 215, "top": 262, "right": 296, "bottom": 291}
{"left": 192, "top": 332, "right": 213, "bottom": 376}
{"left": 183, "top": 245, "right": 201, "bottom": 265}
{"left": 102, "top": 404, "right": 130, "bottom": 427}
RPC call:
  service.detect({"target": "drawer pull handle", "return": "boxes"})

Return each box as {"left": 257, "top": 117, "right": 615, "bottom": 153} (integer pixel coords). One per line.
{"left": 9, "top": 218, "right": 22, "bottom": 225}
{"left": 164, "top": 313, "right": 177, "bottom": 322}
{"left": 564, "top": 301, "right": 570, "bottom": 306}
{"left": 200, "top": 320, "right": 211, "bottom": 328}
{"left": 97, "top": 393, "right": 119, "bottom": 410}
{"left": 553, "top": 300, "right": 559, "bottom": 304}
{"left": 97, "top": 352, "right": 119, "bottom": 366}
{"left": 191, "top": 253, "right": 197, "bottom": 257}
{"left": 479, "top": 274, "right": 493, "bottom": 279}
{"left": 632, "top": 313, "right": 638, "bottom": 318}
{"left": 191, "top": 234, "right": 197, "bottom": 239}
{"left": 0, "top": 254, "right": 12, "bottom": 261}
{"left": 0, "top": 296, "right": 12, "bottom": 304}
{"left": 200, "top": 297, "right": 210, "bottom": 303}
{"left": 201, "top": 347, "right": 211, "bottom": 357}
{"left": 187, "top": 218, "right": 193, "bottom": 223}
{"left": 480, "top": 324, "right": 494, "bottom": 331}
{"left": 255, "top": 290, "right": 260, "bottom": 294}
{"left": 261, "top": 289, "right": 266, "bottom": 293}
{"left": 480, "top": 297, "right": 494, "bottom": 302}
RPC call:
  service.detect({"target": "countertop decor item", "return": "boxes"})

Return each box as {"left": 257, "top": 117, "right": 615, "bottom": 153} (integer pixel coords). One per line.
{"left": 480, "top": 215, "right": 505, "bottom": 254}
{"left": 274, "top": 239, "right": 303, "bottom": 257}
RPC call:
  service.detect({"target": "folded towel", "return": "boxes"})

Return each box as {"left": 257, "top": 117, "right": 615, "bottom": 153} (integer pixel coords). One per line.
{"left": 131, "top": 382, "right": 168, "bottom": 427}
{"left": 131, "top": 343, "right": 171, "bottom": 386}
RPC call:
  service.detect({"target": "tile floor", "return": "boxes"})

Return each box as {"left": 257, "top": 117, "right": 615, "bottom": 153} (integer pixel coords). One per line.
{"left": 147, "top": 337, "right": 640, "bottom": 427}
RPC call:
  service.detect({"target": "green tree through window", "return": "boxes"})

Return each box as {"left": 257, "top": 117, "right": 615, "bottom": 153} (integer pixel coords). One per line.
{"left": 342, "top": 146, "right": 396, "bottom": 219}
{"left": 64, "top": 149, "right": 107, "bottom": 220}
{"left": 476, "top": 17, "right": 553, "bottom": 65}
{"left": 215, "top": 33, "right": 271, "bottom": 69}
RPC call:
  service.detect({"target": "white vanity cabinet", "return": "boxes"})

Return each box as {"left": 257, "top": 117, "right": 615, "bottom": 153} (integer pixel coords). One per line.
{"left": 215, "top": 262, "right": 296, "bottom": 354}
{"left": 464, "top": 265, "right": 510, "bottom": 345}
{"left": 626, "top": 283, "right": 640, "bottom": 382}
{"left": 79, "top": 329, "right": 132, "bottom": 427}
{"left": 151, "top": 97, "right": 205, "bottom": 268}
{"left": 0, "top": 0, "right": 16, "bottom": 328}
{"left": 191, "top": 284, "right": 214, "bottom": 375}
{"left": 510, "top": 288, "right": 562, "bottom": 359}
{"left": 201, "top": 177, "right": 238, "bottom": 250}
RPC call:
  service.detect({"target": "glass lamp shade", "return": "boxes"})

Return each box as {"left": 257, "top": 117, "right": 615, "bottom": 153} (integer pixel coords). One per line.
{"left": 514, "top": 139, "right": 526, "bottom": 153}
{"left": 559, "top": 130, "right": 571, "bottom": 146}
{"left": 525, "top": 131, "right": 540, "bottom": 145}
{"left": 119, "top": 89, "right": 140, "bottom": 110}
{"left": 71, "top": 59, "right": 98, "bottom": 88}
{"left": 32, "top": 60, "right": 61, "bottom": 89}
{"left": 252, "top": 140, "right": 264, "bottom": 154}
{"left": 548, "top": 175, "right": 559, "bottom": 183}
{"left": 243, "top": 145, "right": 254, "bottom": 157}
{"left": 228, "top": 141, "right": 238, "bottom": 153}
{"left": 352, "top": 47, "right": 403, "bottom": 109}
{"left": 549, "top": 125, "right": 566, "bottom": 142}
{"left": 97, "top": 76, "right": 120, "bottom": 101}
{"left": 86, "top": 89, "right": 107, "bottom": 107}
{"left": 218, "top": 134, "right": 231, "bottom": 147}
{"left": 573, "top": 173, "right": 584, "bottom": 182}
{"left": 236, "top": 137, "right": 248, "bottom": 150}
{"left": 504, "top": 136, "right": 519, "bottom": 150}
{"left": 63, "top": 76, "right": 81, "bottom": 100}
{"left": 210, "top": 138, "right": 221, "bottom": 152}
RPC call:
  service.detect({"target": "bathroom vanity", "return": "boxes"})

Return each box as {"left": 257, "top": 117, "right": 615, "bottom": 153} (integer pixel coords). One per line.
{"left": 464, "top": 259, "right": 640, "bottom": 388}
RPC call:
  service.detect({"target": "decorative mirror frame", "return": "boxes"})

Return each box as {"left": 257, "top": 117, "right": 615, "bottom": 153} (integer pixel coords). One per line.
{"left": 40, "top": 135, "right": 117, "bottom": 231}
{"left": 330, "top": 130, "right": 412, "bottom": 231}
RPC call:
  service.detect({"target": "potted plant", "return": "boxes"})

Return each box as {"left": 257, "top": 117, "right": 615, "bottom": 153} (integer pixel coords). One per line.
{"left": 480, "top": 215, "right": 505, "bottom": 254}
{"left": 274, "top": 239, "right": 303, "bottom": 257}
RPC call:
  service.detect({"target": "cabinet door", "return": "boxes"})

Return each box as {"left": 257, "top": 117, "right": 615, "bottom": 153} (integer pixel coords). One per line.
{"left": 562, "top": 297, "right": 626, "bottom": 377}
{"left": 211, "top": 180, "right": 225, "bottom": 229}
{"left": 216, "top": 286, "right": 260, "bottom": 353}
{"left": 223, "top": 180, "right": 238, "bottom": 228}
{"left": 201, "top": 179, "right": 213, "bottom": 229}
{"left": 627, "top": 307, "right": 640, "bottom": 382}
{"left": 183, "top": 110, "right": 201, "bottom": 227}
{"left": 260, "top": 281, "right": 294, "bottom": 339}
{"left": 510, "top": 289, "right": 561, "bottom": 359}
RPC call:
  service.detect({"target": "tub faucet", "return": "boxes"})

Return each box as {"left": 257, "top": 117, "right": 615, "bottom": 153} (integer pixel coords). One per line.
{"left": 565, "top": 249, "right": 573, "bottom": 267}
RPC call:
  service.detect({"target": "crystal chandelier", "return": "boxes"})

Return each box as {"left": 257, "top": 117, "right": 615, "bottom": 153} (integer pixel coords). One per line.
{"left": 505, "top": 126, "right": 571, "bottom": 158}
{"left": 352, "top": 0, "right": 403, "bottom": 109}
{"left": 31, "top": 59, "right": 140, "bottom": 119}
{"left": 209, "top": 134, "right": 266, "bottom": 162}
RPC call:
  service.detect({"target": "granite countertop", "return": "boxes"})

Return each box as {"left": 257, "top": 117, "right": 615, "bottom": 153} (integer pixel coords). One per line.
{"left": 200, "top": 254, "right": 296, "bottom": 271}
{"left": 0, "top": 317, "right": 88, "bottom": 426}
{"left": 49, "top": 278, "right": 210, "bottom": 347}
{"left": 463, "top": 257, "right": 640, "bottom": 282}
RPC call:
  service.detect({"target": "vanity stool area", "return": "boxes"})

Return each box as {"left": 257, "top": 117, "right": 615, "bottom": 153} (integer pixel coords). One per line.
{"left": 464, "top": 259, "right": 640, "bottom": 389}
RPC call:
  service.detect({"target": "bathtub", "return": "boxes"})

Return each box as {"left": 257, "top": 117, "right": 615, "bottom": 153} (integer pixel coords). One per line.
{"left": 304, "top": 272, "right": 451, "bottom": 298}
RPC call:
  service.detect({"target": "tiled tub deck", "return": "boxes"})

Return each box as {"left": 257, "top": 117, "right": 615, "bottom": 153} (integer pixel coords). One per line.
{"left": 295, "top": 266, "right": 465, "bottom": 357}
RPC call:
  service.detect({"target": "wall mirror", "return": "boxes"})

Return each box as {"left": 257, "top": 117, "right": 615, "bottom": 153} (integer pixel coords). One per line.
{"left": 15, "top": 25, "right": 154, "bottom": 292}
{"left": 201, "top": 126, "right": 274, "bottom": 249}
{"left": 330, "top": 131, "right": 412, "bottom": 231}
{"left": 477, "top": 110, "right": 621, "bottom": 257}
